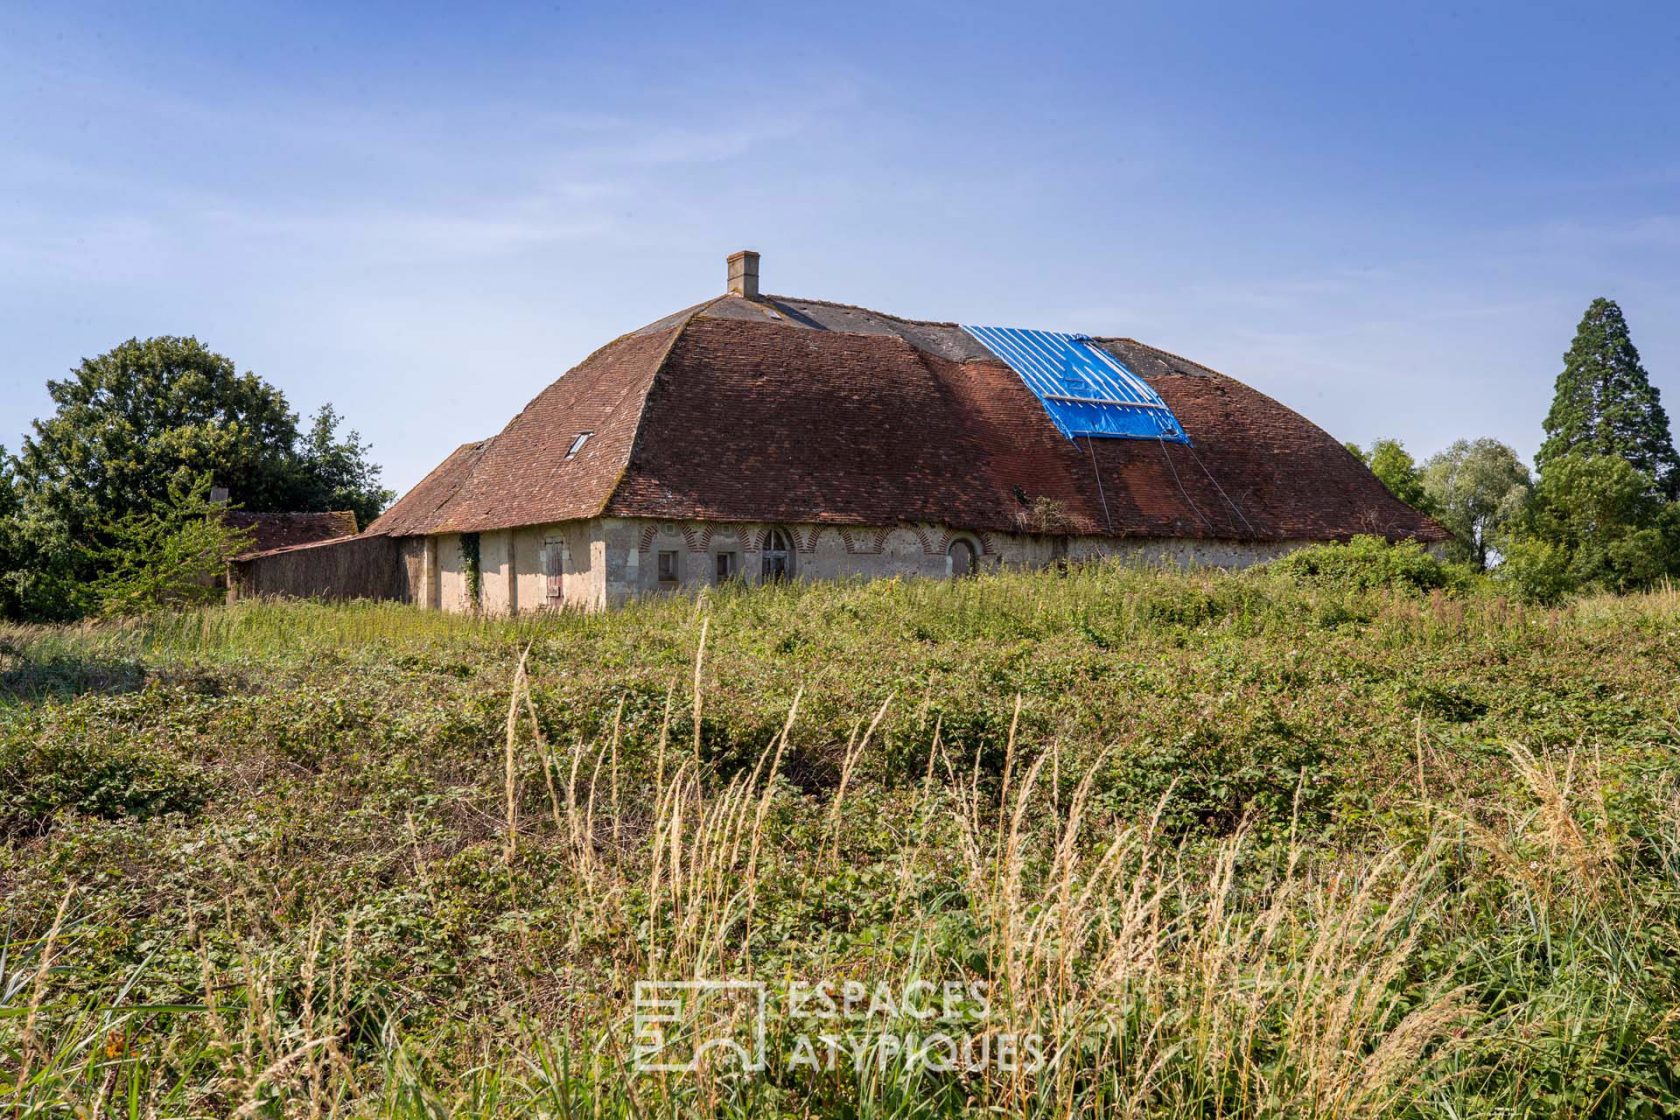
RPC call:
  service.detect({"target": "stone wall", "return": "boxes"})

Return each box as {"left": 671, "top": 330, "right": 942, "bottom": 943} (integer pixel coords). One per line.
{"left": 235, "top": 518, "right": 1321, "bottom": 613}
{"left": 594, "top": 517, "right": 1315, "bottom": 610}
{"left": 418, "top": 523, "right": 608, "bottom": 614}
{"left": 227, "top": 534, "right": 413, "bottom": 603}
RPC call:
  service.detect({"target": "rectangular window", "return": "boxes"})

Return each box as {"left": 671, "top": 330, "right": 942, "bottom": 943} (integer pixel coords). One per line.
{"left": 543, "top": 539, "right": 565, "bottom": 601}
{"left": 657, "top": 550, "right": 680, "bottom": 584}
{"left": 565, "top": 431, "right": 593, "bottom": 460}
{"left": 715, "top": 552, "right": 738, "bottom": 583}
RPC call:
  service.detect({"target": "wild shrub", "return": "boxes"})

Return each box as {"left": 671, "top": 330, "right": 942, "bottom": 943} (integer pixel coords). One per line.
{"left": 0, "top": 719, "right": 209, "bottom": 835}
{"left": 1097, "top": 700, "right": 1334, "bottom": 837}
{"left": 1274, "top": 534, "right": 1462, "bottom": 594}
{"left": 4, "top": 569, "right": 1680, "bottom": 1116}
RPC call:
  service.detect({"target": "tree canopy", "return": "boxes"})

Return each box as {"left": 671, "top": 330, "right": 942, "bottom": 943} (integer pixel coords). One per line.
{"left": 1500, "top": 453, "right": 1679, "bottom": 600}
{"left": 1537, "top": 298, "right": 1679, "bottom": 497}
{"left": 1347, "top": 438, "right": 1435, "bottom": 515}
{"left": 13, "top": 336, "right": 390, "bottom": 535}
{"left": 1420, "top": 439, "right": 1531, "bottom": 569}
{"left": 3, "top": 336, "right": 392, "bottom": 619}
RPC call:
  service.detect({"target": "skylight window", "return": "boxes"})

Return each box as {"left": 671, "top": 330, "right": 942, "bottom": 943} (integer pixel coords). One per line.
{"left": 565, "top": 431, "right": 593, "bottom": 460}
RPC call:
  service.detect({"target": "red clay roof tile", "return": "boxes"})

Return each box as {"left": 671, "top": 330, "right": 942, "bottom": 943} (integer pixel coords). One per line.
{"left": 366, "top": 296, "right": 1447, "bottom": 544}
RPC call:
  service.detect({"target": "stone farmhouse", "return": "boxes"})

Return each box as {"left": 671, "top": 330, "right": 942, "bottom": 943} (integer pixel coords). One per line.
{"left": 229, "top": 252, "right": 1446, "bottom": 611}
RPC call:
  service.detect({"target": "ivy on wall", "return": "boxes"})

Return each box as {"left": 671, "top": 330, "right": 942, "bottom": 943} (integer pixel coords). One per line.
{"left": 460, "top": 532, "right": 481, "bottom": 608}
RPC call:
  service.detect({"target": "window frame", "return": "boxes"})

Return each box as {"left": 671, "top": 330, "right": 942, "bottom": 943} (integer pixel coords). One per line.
{"left": 946, "top": 536, "right": 981, "bottom": 578}
{"left": 656, "top": 549, "right": 681, "bottom": 585}
{"left": 760, "top": 528, "right": 794, "bottom": 583}
{"left": 714, "top": 551, "right": 739, "bottom": 584}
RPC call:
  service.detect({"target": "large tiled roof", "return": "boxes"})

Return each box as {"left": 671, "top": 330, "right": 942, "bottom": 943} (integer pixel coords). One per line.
{"left": 367, "top": 293, "right": 1448, "bottom": 543}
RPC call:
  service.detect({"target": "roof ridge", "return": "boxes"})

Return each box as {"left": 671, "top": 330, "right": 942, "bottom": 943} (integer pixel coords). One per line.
{"left": 1099, "top": 337, "right": 1226, "bottom": 379}
{"left": 762, "top": 293, "right": 961, "bottom": 330}
{"left": 592, "top": 302, "right": 715, "bottom": 517}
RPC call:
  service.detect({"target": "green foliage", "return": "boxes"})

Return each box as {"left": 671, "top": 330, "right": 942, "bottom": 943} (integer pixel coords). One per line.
{"left": 1502, "top": 298, "right": 1680, "bottom": 602}
{"left": 1493, "top": 536, "right": 1575, "bottom": 606}
{"left": 3, "top": 568, "right": 1680, "bottom": 1115}
{"left": 1098, "top": 700, "right": 1334, "bottom": 837}
{"left": 2, "top": 336, "right": 390, "bottom": 619}
{"left": 2, "top": 570, "right": 1679, "bottom": 1116}
{"left": 295, "top": 403, "right": 396, "bottom": 529}
{"left": 85, "top": 475, "right": 255, "bottom": 617}
{"left": 1348, "top": 438, "right": 1435, "bottom": 514}
{"left": 1537, "top": 297, "right": 1680, "bottom": 498}
{"left": 0, "top": 453, "right": 22, "bottom": 620}
{"left": 1420, "top": 438, "right": 1532, "bottom": 568}
{"left": 15, "top": 336, "right": 305, "bottom": 537}
{"left": 1273, "top": 534, "right": 1460, "bottom": 593}
{"left": 1500, "top": 453, "right": 1680, "bottom": 601}
{"left": 1, "top": 699, "right": 210, "bottom": 837}
{"left": 460, "top": 532, "right": 482, "bottom": 608}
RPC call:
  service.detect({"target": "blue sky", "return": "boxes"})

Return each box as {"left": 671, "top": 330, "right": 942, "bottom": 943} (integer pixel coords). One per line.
{"left": 4, "top": 1, "right": 1678, "bottom": 494}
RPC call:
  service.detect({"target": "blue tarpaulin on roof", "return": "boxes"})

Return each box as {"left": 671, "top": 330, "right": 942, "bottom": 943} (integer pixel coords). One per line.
{"left": 962, "top": 325, "right": 1190, "bottom": 444}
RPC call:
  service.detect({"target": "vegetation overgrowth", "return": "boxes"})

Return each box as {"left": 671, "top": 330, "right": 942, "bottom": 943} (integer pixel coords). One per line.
{"left": 3, "top": 550, "right": 1678, "bottom": 1117}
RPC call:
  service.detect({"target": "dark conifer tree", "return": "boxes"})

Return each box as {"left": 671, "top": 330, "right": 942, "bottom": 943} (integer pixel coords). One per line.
{"left": 1538, "top": 298, "right": 1679, "bottom": 496}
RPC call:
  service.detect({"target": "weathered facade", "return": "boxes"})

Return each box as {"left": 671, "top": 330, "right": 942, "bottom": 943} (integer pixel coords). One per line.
{"left": 229, "top": 253, "right": 1448, "bottom": 611}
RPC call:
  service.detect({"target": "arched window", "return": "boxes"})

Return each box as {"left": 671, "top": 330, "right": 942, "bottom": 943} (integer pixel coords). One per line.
{"left": 761, "top": 528, "right": 794, "bottom": 582}
{"left": 947, "top": 537, "right": 979, "bottom": 578}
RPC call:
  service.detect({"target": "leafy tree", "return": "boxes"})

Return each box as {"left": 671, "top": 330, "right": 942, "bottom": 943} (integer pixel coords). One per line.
{"left": 14, "top": 337, "right": 306, "bottom": 544}
{"left": 1499, "top": 454, "right": 1679, "bottom": 601}
{"left": 1537, "top": 298, "right": 1679, "bottom": 497}
{"left": 1348, "top": 439, "right": 1435, "bottom": 514}
{"left": 0, "top": 453, "right": 21, "bottom": 619}
{"left": 294, "top": 404, "right": 394, "bottom": 529}
{"left": 0, "top": 449, "right": 84, "bottom": 621}
{"left": 88, "top": 475, "right": 254, "bottom": 616}
{"left": 3, "top": 337, "right": 390, "bottom": 618}
{"left": 1494, "top": 537, "right": 1574, "bottom": 607}
{"left": 1420, "top": 439, "right": 1532, "bottom": 568}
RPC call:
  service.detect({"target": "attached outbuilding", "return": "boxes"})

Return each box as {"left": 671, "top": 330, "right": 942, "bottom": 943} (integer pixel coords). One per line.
{"left": 229, "top": 252, "right": 1447, "bottom": 611}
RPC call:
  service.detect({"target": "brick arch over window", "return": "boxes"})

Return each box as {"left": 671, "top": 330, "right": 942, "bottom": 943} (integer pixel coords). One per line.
{"left": 939, "top": 530, "right": 997, "bottom": 556}
{"left": 700, "top": 524, "right": 749, "bottom": 552}
{"left": 842, "top": 527, "right": 891, "bottom": 555}
{"left": 751, "top": 525, "right": 800, "bottom": 552}
{"left": 759, "top": 527, "right": 796, "bottom": 581}
{"left": 642, "top": 521, "right": 702, "bottom": 552}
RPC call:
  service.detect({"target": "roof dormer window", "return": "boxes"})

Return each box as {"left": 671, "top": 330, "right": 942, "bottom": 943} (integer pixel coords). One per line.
{"left": 565, "top": 431, "right": 593, "bottom": 460}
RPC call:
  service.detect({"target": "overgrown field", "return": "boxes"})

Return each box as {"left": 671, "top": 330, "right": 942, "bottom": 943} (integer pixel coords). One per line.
{"left": 3, "top": 555, "right": 1679, "bottom": 1117}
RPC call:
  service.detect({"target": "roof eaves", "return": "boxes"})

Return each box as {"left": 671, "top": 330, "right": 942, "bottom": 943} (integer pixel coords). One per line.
{"left": 231, "top": 533, "right": 372, "bottom": 562}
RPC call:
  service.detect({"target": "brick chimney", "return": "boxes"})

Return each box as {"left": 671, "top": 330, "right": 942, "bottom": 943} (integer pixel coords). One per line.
{"left": 726, "top": 249, "right": 760, "bottom": 299}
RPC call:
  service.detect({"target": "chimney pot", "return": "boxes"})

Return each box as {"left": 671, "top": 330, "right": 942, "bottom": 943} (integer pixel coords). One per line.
{"left": 726, "top": 249, "right": 760, "bottom": 299}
